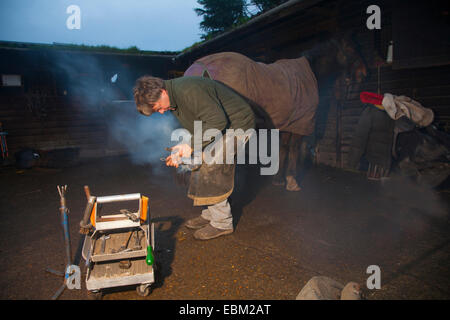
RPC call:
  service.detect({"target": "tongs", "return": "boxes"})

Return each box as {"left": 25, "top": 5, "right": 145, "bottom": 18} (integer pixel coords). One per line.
{"left": 160, "top": 147, "right": 201, "bottom": 172}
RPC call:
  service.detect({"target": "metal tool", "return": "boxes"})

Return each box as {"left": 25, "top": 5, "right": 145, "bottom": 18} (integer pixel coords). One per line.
{"left": 47, "top": 185, "right": 81, "bottom": 300}
{"left": 120, "top": 230, "right": 134, "bottom": 251}
{"left": 58, "top": 186, "right": 72, "bottom": 268}
{"left": 80, "top": 186, "right": 96, "bottom": 233}
{"left": 120, "top": 209, "right": 139, "bottom": 222}
{"left": 100, "top": 235, "right": 110, "bottom": 254}
{"left": 115, "top": 230, "right": 134, "bottom": 269}
{"left": 110, "top": 230, "right": 134, "bottom": 254}
{"left": 110, "top": 247, "right": 132, "bottom": 254}
{"left": 133, "top": 230, "right": 142, "bottom": 251}
{"left": 83, "top": 192, "right": 155, "bottom": 297}
{"left": 85, "top": 242, "right": 92, "bottom": 267}
{"left": 79, "top": 186, "right": 95, "bottom": 267}
{"left": 160, "top": 152, "right": 201, "bottom": 172}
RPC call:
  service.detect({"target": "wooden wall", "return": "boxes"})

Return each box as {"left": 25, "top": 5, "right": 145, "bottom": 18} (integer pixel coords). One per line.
{"left": 176, "top": 0, "right": 450, "bottom": 169}
{"left": 0, "top": 94, "right": 108, "bottom": 158}
{"left": 2, "top": 1, "right": 448, "bottom": 167}
{"left": 0, "top": 48, "right": 173, "bottom": 159}
{"left": 313, "top": 0, "right": 450, "bottom": 168}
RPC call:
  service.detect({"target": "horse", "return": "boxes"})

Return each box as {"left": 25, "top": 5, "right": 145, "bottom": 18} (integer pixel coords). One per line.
{"left": 183, "top": 34, "right": 368, "bottom": 191}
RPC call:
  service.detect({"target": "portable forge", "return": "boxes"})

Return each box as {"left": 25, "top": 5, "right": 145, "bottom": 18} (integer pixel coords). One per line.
{"left": 80, "top": 189, "right": 155, "bottom": 299}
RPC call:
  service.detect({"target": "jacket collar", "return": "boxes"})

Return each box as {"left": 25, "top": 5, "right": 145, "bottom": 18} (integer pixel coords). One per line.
{"left": 164, "top": 79, "right": 178, "bottom": 110}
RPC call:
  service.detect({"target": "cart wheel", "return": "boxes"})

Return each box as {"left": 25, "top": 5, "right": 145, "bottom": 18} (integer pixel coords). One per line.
{"left": 87, "top": 290, "right": 103, "bottom": 300}
{"left": 136, "top": 284, "right": 151, "bottom": 297}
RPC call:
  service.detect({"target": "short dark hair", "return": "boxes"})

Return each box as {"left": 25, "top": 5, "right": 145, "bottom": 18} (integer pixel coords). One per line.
{"left": 133, "top": 76, "right": 165, "bottom": 115}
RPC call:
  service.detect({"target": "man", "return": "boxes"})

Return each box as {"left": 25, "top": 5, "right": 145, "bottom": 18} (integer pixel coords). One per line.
{"left": 133, "top": 75, "right": 255, "bottom": 240}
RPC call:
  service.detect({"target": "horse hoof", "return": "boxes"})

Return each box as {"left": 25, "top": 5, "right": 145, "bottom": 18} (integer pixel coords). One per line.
{"left": 286, "top": 176, "right": 301, "bottom": 191}
{"left": 286, "top": 185, "right": 301, "bottom": 191}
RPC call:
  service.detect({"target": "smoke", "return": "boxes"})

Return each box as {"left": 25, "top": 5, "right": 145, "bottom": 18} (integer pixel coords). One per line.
{"left": 49, "top": 51, "right": 119, "bottom": 107}
{"left": 46, "top": 50, "right": 181, "bottom": 172}
{"left": 107, "top": 106, "right": 180, "bottom": 172}
{"left": 378, "top": 175, "right": 449, "bottom": 234}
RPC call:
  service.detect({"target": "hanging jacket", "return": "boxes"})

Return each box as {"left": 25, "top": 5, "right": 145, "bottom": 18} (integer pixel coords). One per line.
{"left": 348, "top": 106, "right": 395, "bottom": 170}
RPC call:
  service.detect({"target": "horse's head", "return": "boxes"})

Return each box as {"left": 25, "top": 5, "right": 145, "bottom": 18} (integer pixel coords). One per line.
{"left": 333, "top": 35, "right": 368, "bottom": 85}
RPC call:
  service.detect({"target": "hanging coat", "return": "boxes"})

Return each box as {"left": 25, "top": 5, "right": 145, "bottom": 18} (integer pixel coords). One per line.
{"left": 348, "top": 106, "right": 395, "bottom": 170}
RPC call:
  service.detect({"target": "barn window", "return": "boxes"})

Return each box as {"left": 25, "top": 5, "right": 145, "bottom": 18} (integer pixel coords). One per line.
{"left": 1, "top": 74, "right": 22, "bottom": 87}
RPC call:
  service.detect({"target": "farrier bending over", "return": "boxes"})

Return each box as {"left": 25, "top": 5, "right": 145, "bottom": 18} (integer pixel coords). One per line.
{"left": 133, "top": 76, "right": 255, "bottom": 240}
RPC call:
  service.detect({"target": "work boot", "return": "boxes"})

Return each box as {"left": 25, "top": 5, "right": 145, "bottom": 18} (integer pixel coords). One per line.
{"left": 193, "top": 224, "right": 233, "bottom": 240}
{"left": 185, "top": 215, "right": 210, "bottom": 230}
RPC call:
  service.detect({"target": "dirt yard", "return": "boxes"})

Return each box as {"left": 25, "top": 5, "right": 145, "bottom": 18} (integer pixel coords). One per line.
{"left": 0, "top": 155, "right": 449, "bottom": 299}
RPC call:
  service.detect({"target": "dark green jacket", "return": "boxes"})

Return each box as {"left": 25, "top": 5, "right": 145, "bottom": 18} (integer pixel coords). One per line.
{"left": 348, "top": 106, "right": 395, "bottom": 169}
{"left": 164, "top": 76, "right": 255, "bottom": 148}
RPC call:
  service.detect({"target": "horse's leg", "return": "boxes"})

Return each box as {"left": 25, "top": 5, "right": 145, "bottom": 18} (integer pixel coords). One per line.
{"left": 285, "top": 134, "right": 303, "bottom": 191}
{"left": 272, "top": 131, "right": 290, "bottom": 186}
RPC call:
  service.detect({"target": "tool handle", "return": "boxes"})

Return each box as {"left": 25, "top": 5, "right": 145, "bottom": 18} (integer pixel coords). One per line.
{"left": 57, "top": 185, "right": 72, "bottom": 266}
{"left": 79, "top": 196, "right": 96, "bottom": 232}
{"left": 96, "top": 193, "right": 141, "bottom": 204}
{"left": 84, "top": 185, "right": 91, "bottom": 201}
{"left": 146, "top": 245, "right": 154, "bottom": 266}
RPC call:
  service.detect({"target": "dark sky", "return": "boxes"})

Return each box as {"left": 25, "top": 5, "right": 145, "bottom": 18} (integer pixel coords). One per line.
{"left": 0, "top": 0, "right": 203, "bottom": 51}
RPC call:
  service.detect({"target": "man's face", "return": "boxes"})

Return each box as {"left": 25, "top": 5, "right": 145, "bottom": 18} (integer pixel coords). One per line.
{"left": 152, "top": 89, "right": 172, "bottom": 114}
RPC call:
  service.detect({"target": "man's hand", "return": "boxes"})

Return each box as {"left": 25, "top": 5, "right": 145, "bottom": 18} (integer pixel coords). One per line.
{"left": 165, "top": 143, "right": 192, "bottom": 168}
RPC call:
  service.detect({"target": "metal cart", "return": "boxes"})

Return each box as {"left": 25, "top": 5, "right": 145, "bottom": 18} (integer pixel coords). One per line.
{"left": 81, "top": 193, "right": 155, "bottom": 298}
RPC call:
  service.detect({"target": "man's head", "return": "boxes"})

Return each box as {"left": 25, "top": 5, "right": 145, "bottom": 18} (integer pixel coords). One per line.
{"left": 133, "top": 76, "right": 172, "bottom": 115}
